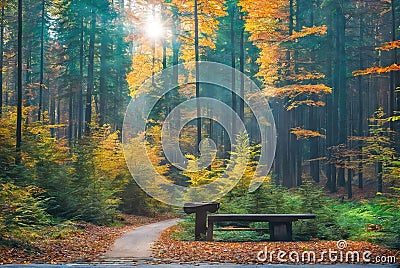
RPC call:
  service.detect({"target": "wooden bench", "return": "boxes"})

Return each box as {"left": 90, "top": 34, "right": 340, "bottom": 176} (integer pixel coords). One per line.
{"left": 207, "top": 214, "right": 316, "bottom": 242}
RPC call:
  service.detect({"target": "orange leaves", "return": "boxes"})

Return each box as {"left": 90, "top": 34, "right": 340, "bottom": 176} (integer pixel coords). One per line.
{"left": 353, "top": 40, "right": 400, "bottom": 77}
{"left": 263, "top": 84, "right": 332, "bottom": 98}
{"left": 291, "top": 127, "right": 326, "bottom": 140}
{"left": 285, "top": 84, "right": 332, "bottom": 95}
{"left": 263, "top": 84, "right": 330, "bottom": 111}
{"left": 289, "top": 71, "right": 326, "bottom": 81}
{"left": 287, "top": 100, "right": 326, "bottom": 111}
{"left": 376, "top": 40, "right": 400, "bottom": 51}
{"left": 352, "top": 63, "right": 400, "bottom": 76}
{"left": 285, "top": 26, "right": 327, "bottom": 42}
{"left": 238, "top": 0, "right": 288, "bottom": 83}
{"left": 153, "top": 226, "right": 400, "bottom": 264}
{"left": 238, "top": 0, "right": 327, "bottom": 89}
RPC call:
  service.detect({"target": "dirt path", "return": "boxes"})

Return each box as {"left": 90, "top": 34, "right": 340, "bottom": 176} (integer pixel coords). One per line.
{"left": 103, "top": 218, "right": 179, "bottom": 258}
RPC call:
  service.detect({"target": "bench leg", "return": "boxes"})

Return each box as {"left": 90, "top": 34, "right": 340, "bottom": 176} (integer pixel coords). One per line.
{"left": 207, "top": 218, "right": 214, "bottom": 241}
{"left": 269, "top": 222, "right": 293, "bottom": 241}
{"left": 194, "top": 210, "right": 207, "bottom": 240}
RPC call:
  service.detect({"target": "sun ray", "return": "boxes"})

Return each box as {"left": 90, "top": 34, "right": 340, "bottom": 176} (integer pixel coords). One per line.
{"left": 145, "top": 15, "right": 164, "bottom": 39}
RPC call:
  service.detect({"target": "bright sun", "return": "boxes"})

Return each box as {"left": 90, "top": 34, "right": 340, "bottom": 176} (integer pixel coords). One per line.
{"left": 145, "top": 16, "right": 164, "bottom": 39}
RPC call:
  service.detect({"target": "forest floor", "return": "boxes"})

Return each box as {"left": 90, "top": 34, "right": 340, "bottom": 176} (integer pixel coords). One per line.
{"left": 152, "top": 225, "right": 400, "bottom": 265}
{"left": 0, "top": 214, "right": 175, "bottom": 264}
{"left": 1, "top": 212, "right": 398, "bottom": 265}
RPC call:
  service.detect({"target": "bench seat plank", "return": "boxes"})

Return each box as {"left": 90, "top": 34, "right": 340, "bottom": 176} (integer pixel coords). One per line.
{"left": 207, "top": 214, "right": 316, "bottom": 242}
{"left": 208, "top": 214, "right": 315, "bottom": 222}
{"left": 217, "top": 227, "right": 269, "bottom": 231}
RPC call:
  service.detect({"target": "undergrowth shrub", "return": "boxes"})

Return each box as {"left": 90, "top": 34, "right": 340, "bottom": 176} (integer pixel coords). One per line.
{"left": 0, "top": 181, "right": 50, "bottom": 240}
{"left": 333, "top": 199, "right": 400, "bottom": 249}
{"left": 292, "top": 182, "right": 348, "bottom": 240}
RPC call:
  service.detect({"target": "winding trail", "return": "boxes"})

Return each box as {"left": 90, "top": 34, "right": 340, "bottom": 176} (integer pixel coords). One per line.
{"left": 104, "top": 218, "right": 179, "bottom": 258}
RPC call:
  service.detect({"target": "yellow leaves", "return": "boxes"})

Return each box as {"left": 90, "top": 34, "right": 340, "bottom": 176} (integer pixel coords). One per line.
{"left": 200, "top": 0, "right": 227, "bottom": 18}
{"left": 388, "top": 115, "right": 400, "bottom": 122}
{"left": 171, "top": 0, "right": 226, "bottom": 58}
{"left": 254, "top": 43, "right": 281, "bottom": 83}
{"left": 352, "top": 63, "right": 400, "bottom": 76}
{"left": 376, "top": 40, "right": 400, "bottom": 51}
{"left": 126, "top": 48, "right": 163, "bottom": 96}
{"left": 179, "top": 44, "right": 197, "bottom": 63}
{"left": 92, "top": 128, "right": 130, "bottom": 186}
{"left": 178, "top": 83, "right": 196, "bottom": 99}
{"left": 291, "top": 127, "right": 326, "bottom": 140}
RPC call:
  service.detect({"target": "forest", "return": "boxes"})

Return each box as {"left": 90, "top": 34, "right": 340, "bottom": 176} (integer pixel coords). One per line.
{"left": 0, "top": 0, "right": 399, "bottom": 264}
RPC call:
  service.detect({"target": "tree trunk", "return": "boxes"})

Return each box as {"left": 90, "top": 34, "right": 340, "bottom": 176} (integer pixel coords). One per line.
{"left": 239, "top": 18, "right": 245, "bottom": 122}
{"left": 309, "top": 96, "right": 320, "bottom": 182}
{"left": 16, "top": 0, "right": 23, "bottom": 164}
{"left": 56, "top": 86, "right": 61, "bottom": 139}
{"left": 308, "top": 1, "right": 319, "bottom": 183}
{"left": 38, "top": 0, "right": 45, "bottom": 121}
{"left": 389, "top": 0, "right": 397, "bottom": 131}
{"left": 68, "top": 89, "right": 74, "bottom": 148}
{"left": 194, "top": 0, "right": 201, "bottom": 154}
{"left": 172, "top": 10, "right": 180, "bottom": 85}
{"left": 99, "top": 29, "right": 107, "bottom": 126}
{"left": 334, "top": 4, "right": 347, "bottom": 187}
{"left": 394, "top": 0, "right": 400, "bottom": 121}
{"left": 347, "top": 167, "right": 352, "bottom": 199}
{"left": 25, "top": 44, "right": 32, "bottom": 110}
{"left": 326, "top": 9, "right": 338, "bottom": 193}
{"left": 171, "top": 10, "right": 180, "bottom": 139}
{"left": 50, "top": 93, "right": 55, "bottom": 138}
{"left": 390, "top": 0, "right": 400, "bottom": 155}
{"left": 281, "top": 0, "right": 295, "bottom": 187}
{"left": 162, "top": 39, "right": 167, "bottom": 69}
{"left": 78, "top": 16, "right": 84, "bottom": 139}
{"left": 377, "top": 161, "right": 383, "bottom": 193}
{"left": 358, "top": 13, "right": 364, "bottom": 189}
{"left": 0, "top": 2, "right": 4, "bottom": 116}
{"left": 85, "top": 9, "right": 96, "bottom": 134}
{"left": 230, "top": 4, "right": 236, "bottom": 139}
{"left": 293, "top": 0, "right": 302, "bottom": 187}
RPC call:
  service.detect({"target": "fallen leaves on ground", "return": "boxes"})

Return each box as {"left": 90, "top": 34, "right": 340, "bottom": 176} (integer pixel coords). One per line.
{"left": 0, "top": 214, "right": 173, "bottom": 264}
{"left": 153, "top": 225, "right": 399, "bottom": 264}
